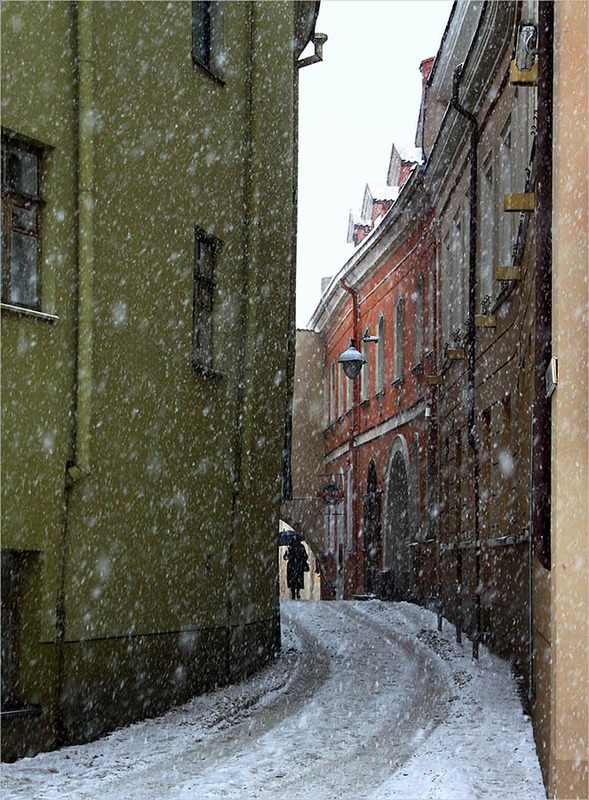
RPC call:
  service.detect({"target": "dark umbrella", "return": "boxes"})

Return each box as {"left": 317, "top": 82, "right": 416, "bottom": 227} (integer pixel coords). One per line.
{"left": 278, "top": 529, "right": 304, "bottom": 547}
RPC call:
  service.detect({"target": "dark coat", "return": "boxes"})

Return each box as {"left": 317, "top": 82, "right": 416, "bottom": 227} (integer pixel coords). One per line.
{"left": 284, "top": 541, "right": 309, "bottom": 590}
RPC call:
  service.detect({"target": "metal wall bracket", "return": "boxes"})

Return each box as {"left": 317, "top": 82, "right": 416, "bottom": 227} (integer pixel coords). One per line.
{"left": 509, "top": 59, "right": 538, "bottom": 86}
{"left": 504, "top": 192, "right": 536, "bottom": 212}
{"left": 496, "top": 266, "right": 522, "bottom": 281}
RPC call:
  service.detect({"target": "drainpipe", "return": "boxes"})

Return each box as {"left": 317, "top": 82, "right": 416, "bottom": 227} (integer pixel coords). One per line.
{"left": 532, "top": 1, "right": 553, "bottom": 571}
{"left": 70, "top": 0, "right": 95, "bottom": 480}
{"left": 528, "top": 404, "right": 535, "bottom": 702}
{"left": 56, "top": 0, "right": 96, "bottom": 744}
{"left": 339, "top": 279, "right": 361, "bottom": 595}
{"left": 451, "top": 64, "right": 481, "bottom": 659}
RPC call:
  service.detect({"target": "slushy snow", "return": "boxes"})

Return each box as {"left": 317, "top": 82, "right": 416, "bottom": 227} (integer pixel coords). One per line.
{"left": 2, "top": 600, "right": 546, "bottom": 799}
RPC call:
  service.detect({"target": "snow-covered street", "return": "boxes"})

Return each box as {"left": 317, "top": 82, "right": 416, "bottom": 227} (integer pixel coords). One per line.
{"left": 2, "top": 600, "right": 546, "bottom": 800}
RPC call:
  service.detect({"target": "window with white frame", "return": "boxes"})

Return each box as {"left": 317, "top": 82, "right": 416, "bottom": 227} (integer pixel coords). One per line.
{"left": 394, "top": 297, "right": 405, "bottom": 380}
{"left": 376, "top": 313, "right": 385, "bottom": 392}
{"left": 1, "top": 133, "right": 44, "bottom": 310}
{"left": 479, "top": 151, "right": 495, "bottom": 309}
{"left": 413, "top": 275, "right": 424, "bottom": 367}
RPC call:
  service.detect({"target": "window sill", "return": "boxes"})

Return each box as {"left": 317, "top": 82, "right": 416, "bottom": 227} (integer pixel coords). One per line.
{"left": 192, "top": 58, "right": 226, "bottom": 86}
{"left": 1, "top": 704, "right": 43, "bottom": 720}
{"left": 1, "top": 303, "right": 59, "bottom": 323}
{"left": 373, "top": 389, "right": 385, "bottom": 399}
{"left": 359, "top": 399, "right": 370, "bottom": 408}
{"left": 411, "top": 363, "right": 424, "bottom": 375}
{"left": 192, "top": 360, "right": 224, "bottom": 380}
{"left": 391, "top": 377, "right": 404, "bottom": 387}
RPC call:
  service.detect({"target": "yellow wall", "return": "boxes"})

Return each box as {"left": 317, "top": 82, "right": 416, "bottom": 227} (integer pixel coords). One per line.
{"left": 2, "top": 0, "right": 313, "bottom": 758}
{"left": 550, "top": 3, "right": 589, "bottom": 796}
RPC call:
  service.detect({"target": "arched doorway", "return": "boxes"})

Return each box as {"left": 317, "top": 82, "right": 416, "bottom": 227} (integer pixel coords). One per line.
{"left": 363, "top": 460, "right": 382, "bottom": 594}
{"left": 384, "top": 439, "right": 410, "bottom": 597}
{"left": 277, "top": 521, "right": 321, "bottom": 600}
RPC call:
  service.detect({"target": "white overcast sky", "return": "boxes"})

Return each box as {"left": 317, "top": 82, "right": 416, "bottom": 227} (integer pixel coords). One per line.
{"left": 296, "top": 0, "right": 453, "bottom": 327}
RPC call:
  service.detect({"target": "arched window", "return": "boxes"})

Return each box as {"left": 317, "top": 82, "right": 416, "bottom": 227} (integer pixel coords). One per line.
{"left": 361, "top": 326, "right": 371, "bottom": 401}
{"left": 394, "top": 297, "right": 405, "bottom": 381}
{"left": 413, "top": 276, "right": 424, "bottom": 368}
{"left": 330, "top": 361, "right": 337, "bottom": 423}
{"left": 376, "top": 313, "right": 385, "bottom": 392}
{"left": 337, "top": 357, "right": 344, "bottom": 419}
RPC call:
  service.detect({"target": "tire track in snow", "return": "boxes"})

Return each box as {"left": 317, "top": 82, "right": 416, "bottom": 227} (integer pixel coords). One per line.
{"left": 2, "top": 602, "right": 453, "bottom": 800}
{"left": 81, "top": 607, "right": 333, "bottom": 799}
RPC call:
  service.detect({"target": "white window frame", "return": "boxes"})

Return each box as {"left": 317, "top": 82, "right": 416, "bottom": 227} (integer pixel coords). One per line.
{"left": 394, "top": 297, "right": 405, "bottom": 381}
{"left": 413, "top": 275, "right": 424, "bottom": 368}
{"left": 376, "top": 313, "right": 385, "bottom": 392}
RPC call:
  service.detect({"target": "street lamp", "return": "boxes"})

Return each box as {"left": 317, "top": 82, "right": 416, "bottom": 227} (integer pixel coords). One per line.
{"left": 338, "top": 339, "right": 367, "bottom": 380}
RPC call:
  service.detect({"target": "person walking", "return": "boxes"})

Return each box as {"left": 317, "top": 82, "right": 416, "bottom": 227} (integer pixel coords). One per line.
{"left": 284, "top": 533, "right": 309, "bottom": 599}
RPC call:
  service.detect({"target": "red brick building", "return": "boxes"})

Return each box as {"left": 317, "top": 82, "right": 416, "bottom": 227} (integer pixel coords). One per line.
{"left": 308, "top": 149, "right": 437, "bottom": 602}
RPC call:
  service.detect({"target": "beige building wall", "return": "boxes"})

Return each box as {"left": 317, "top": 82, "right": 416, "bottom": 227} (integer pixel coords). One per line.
{"left": 549, "top": 3, "right": 588, "bottom": 796}
{"left": 282, "top": 329, "right": 326, "bottom": 560}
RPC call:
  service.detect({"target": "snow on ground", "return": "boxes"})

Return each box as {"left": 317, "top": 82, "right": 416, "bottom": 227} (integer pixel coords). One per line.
{"left": 2, "top": 600, "right": 546, "bottom": 800}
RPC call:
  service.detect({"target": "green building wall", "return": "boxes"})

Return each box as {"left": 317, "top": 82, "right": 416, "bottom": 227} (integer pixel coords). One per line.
{"left": 1, "top": 0, "right": 317, "bottom": 760}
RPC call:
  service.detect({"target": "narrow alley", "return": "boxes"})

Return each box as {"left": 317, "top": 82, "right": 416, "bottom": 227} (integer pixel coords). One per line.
{"left": 3, "top": 600, "right": 545, "bottom": 800}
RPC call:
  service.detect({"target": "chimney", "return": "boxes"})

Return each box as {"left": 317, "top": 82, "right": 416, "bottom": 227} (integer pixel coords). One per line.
{"left": 420, "top": 56, "right": 435, "bottom": 86}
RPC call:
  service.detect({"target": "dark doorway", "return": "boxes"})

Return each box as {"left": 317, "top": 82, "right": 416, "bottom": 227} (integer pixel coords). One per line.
{"left": 386, "top": 449, "right": 410, "bottom": 597}
{"left": 363, "top": 461, "right": 382, "bottom": 594}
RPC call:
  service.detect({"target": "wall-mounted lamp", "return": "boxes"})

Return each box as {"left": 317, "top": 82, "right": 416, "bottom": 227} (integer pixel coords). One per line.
{"left": 297, "top": 32, "right": 328, "bottom": 69}
{"left": 515, "top": 21, "right": 538, "bottom": 72}
{"left": 338, "top": 339, "right": 367, "bottom": 380}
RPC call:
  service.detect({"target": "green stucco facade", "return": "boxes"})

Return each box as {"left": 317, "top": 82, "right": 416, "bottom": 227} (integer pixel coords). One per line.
{"left": 1, "top": 0, "right": 317, "bottom": 760}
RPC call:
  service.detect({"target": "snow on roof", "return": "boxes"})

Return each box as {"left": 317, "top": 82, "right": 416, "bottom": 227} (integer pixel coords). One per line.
{"left": 370, "top": 184, "right": 399, "bottom": 201}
